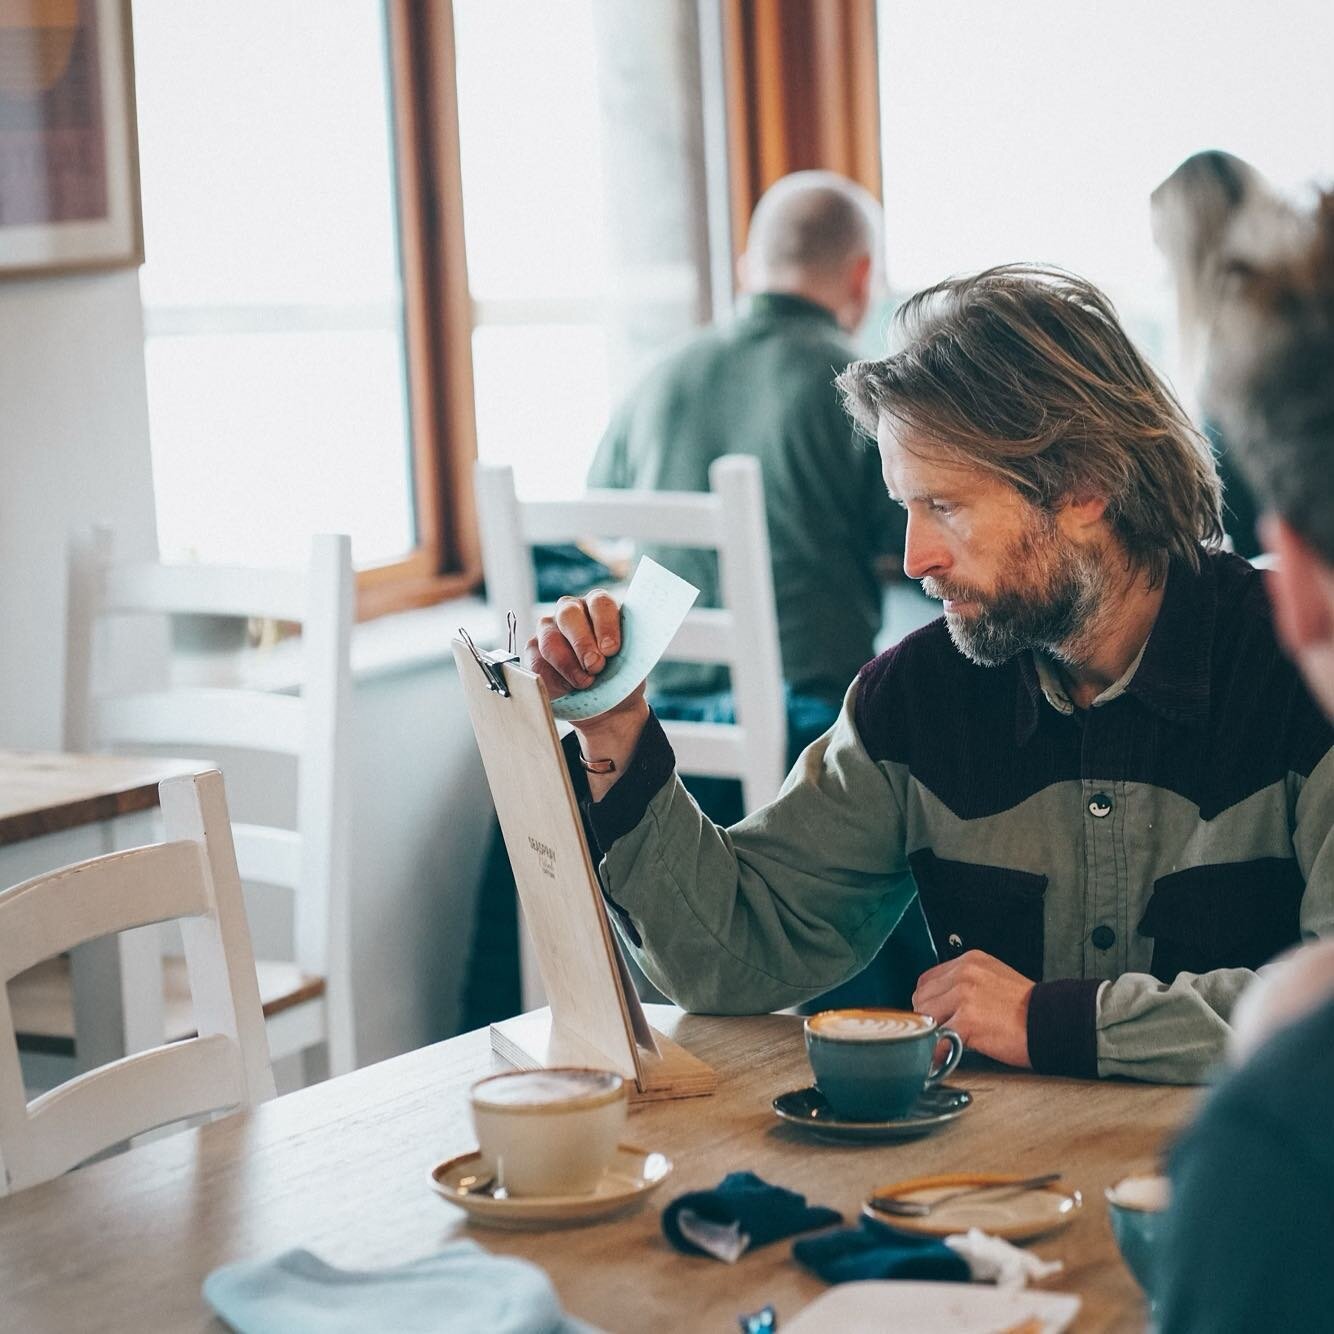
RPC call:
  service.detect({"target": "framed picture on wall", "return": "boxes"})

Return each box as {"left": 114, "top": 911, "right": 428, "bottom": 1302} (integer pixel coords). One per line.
{"left": 0, "top": 0, "right": 142, "bottom": 278}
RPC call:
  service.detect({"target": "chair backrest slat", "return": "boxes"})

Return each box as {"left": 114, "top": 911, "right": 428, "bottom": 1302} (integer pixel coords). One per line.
{"left": 232, "top": 824, "right": 302, "bottom": 891}
{"left": 0, "top": 841, "right": 206, "bottom": 982}
{"left": 518, "top": 493, "right": 728, "bottom": 547}
{"left": 95, "top": 689, "right": 305, "bottom": 756}
{"left": 660, "top": 720, "right": 759, "bottom": 779}
{"left": 14, "top": 1037, "right": 241, "bottom": 1187}
{"left": 102, "top": 562, "right": 308, "bottom": 623}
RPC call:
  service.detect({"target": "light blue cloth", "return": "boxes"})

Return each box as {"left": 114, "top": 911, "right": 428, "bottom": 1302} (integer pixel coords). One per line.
{"left": 203, "top": 1241, "right": 603, "bottom": 1334}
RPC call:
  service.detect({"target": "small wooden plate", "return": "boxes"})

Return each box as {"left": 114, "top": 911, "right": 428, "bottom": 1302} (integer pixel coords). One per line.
{"left": 864, "top": 1171, "right": 1082, "bottom": 1241}
{"left": 430, "top": 1143, "right": 672, "bottom": 1228}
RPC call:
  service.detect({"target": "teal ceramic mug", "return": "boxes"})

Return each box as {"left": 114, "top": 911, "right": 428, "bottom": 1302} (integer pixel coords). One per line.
{"left": 804, "top": 1008, "right": 965, "bottom": 1121}
{"left": 1105, "top": 1174, "right": 1170, "bottom": 1316}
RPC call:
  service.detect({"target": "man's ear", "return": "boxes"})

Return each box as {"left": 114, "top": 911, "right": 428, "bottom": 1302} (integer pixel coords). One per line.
{"left": 1056, "top": 493, "right": 1109, "bottom": 534}
{"left": 1261, "top": 514, "right": 1334, "bottom": 652}
{"left": 849, "top": 251, "right": 873, "bottom": 303}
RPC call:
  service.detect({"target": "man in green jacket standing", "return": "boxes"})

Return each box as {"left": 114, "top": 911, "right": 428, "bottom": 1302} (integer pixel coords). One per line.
{"left": 588, "top": 170, "right": 902, "bottom": 753}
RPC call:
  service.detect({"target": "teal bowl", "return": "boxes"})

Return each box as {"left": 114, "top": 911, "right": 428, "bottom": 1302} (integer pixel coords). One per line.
{"left": 1106, "top": 1174, "right": 1170, "bottom": 1312}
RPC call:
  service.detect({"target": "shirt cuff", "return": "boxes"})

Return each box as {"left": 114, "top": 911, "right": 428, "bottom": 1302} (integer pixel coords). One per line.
{"left": 1026, "top": 978, "right": 1102, "bottom": 1078}
{"left": 560, "top": 710, "right": 676, "bottom": 853}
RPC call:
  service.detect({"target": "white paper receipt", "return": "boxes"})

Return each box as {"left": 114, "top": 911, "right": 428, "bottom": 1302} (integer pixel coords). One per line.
{"left": 549, "top": 557, "right": 699, "bottom": 722}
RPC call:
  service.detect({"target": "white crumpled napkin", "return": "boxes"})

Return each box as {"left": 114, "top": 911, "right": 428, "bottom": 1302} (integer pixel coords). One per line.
{"left": 944, "top": 1228, "right": 1064, "bottom": 1289}
{"left": 675, "top": 1210, "right": 749, "bottom": 1264}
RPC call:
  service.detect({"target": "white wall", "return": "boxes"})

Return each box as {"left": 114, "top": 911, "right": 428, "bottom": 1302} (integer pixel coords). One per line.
{"left": 0, "top": 269, "right": 493, "bottom": 1064}
{"left": 0, "top": 271, "right": 159, "bottom": 749}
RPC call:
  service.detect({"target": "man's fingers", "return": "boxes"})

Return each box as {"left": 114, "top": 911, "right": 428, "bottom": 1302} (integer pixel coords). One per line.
{"left": 553, "top": 596, "right": 605, "bottom": 674}
{"left": 585, "top": 589, "right": 622, "bottom": 656}
{"left": 536, "top": 618, "right": 595, "bottom": 689}
{"left": 522, "top": 635, "right": 574, "bottom": 700}
{"left": 912, "top": 965, "right": 957, "bottom": 1008}
{"left": 914, "top": 956, "right": 961, "bottom": 989}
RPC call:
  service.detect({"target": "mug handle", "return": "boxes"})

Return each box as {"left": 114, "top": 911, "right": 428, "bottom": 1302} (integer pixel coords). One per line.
{"left": 926, "top": 1028, "right": 964, "bottom": 1084}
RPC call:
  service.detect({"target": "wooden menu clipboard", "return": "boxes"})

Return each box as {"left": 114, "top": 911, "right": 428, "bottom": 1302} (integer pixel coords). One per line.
{"left": 453, "top": 635, "right": 716, "bottom": 1102}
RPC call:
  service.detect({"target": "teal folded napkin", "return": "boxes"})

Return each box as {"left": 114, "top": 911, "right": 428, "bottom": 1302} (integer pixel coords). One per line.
{"left": 203, "top": 1241, "right": 602, "bottom": 1334}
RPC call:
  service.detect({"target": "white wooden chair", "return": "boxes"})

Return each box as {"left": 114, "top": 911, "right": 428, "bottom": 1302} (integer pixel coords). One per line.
{"left": 475, "top": 456, "right": 787, "bottom": 1007}
{"left": 0, "top": 771, "right": 275, "bottom": 1195}
{"left": 10, "top": 531, "right": 355, "bottom": 1080}
{"left": 476, "top": 455, "right": 787, "bottom": 812}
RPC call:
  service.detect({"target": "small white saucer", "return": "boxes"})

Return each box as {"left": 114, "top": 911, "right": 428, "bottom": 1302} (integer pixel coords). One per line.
{"left": 429, "top": 1143, "right": 673, "bottom": 1228}
{"left": 864, "top": 1171, "right": 1083, "bottom": 1241}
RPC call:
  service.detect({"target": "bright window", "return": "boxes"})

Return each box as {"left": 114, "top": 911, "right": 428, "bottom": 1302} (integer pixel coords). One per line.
{"left": 452, "top": 0, "right": 714, "bottom": 498}
{"left": 876, "top": 0, "right": 1334, "bottom": 377}
{"left": 133, "top": 0, "right": 415, "bottom": 568}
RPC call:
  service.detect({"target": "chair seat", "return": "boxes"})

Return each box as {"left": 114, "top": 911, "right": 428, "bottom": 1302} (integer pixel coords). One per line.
{"left": 10, "top": 956, "right": 325, "bottom": 1053}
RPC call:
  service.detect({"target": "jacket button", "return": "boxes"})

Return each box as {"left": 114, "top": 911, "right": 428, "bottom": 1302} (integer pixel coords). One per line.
{"left": 1088, "top": 792, "right": 1113, "bottom": 818}
{"left": 1091, "top": 924, "right": 1116, "bottom": 950}
{"left": 947, "top": 932, "right": 963, "bottom": 953}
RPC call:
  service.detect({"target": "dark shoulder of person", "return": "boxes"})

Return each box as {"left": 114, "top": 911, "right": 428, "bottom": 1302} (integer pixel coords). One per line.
{"left": 1157, "top": 994, "right": 1334, "bottom": 1334}
{"left": 1191, "top": 991, "right": 1334, "bottom": 1151}
{"left": 1208, "top": 549, "right": 1333, "bottom": 775}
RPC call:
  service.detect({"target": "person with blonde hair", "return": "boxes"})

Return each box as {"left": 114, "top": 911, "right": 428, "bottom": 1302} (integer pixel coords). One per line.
{"left": 532, "top": 263, "right": 1333, "bottom": 1084}
{"left": 1146, "top": 157, "right": 1334, "bottom": 1331}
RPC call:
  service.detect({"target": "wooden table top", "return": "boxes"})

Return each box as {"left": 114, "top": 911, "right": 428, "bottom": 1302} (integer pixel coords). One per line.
{"left": 0, "top": 750, "right": 202, "bottom": 847}
{"left": 0, "top": 1007, "right": 1196, "bottom": 1331}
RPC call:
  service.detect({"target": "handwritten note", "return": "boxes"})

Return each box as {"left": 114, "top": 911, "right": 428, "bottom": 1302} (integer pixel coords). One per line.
{"left": 549, "top": 557, "right": 699, "bottom": 722}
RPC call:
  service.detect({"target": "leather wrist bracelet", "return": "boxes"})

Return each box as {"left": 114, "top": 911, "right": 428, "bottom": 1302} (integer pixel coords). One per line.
{"left": 577, "top": 753, "right": 617, "bottom": 775}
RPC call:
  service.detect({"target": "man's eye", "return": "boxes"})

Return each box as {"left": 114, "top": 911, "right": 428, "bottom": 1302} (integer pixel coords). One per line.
{"left": 929, "top": 501, "right": 956, "bottom": 515}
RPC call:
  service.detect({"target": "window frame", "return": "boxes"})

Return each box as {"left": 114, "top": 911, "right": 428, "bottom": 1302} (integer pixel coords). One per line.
{"left": 364, "top": 0, "right": 881, "bottom": 619}
{"left": 357, "top": 0, "right": 481, "bottom": 620}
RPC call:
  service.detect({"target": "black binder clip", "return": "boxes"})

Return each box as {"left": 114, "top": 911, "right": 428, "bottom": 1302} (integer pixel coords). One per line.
{"left": 459, "top": 611, "right": 520, "bottom": 697}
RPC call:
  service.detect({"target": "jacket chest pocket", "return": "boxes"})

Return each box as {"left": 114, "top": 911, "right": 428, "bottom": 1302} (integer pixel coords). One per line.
{"left": 1137, "top": 857, "right": 1304, "bottom": 981}
{"left": 908, "top": 849, "right": 1049, "bottom": 981}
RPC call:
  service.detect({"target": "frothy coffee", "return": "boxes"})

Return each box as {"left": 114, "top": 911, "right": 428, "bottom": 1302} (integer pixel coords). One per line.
{"left": 472, "top": 1068, "right": 622, "bottom": 1110}
{"left": 1108, "top": 1174, "right": 1170, "bottom": 1212}
{"left": 806, "top": 1009, "right": 934, "bottom": 1041}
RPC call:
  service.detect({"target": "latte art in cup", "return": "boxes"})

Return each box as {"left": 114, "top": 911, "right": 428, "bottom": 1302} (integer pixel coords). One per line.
{"left": 471, "top": 1069, "right": 621, "bottom": 1110}
{"left": 806, "top": 1008, "right": 936, "bottom": 1041}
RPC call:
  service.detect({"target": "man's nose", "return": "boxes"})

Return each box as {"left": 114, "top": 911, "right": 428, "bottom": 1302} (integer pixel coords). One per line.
{"left": 903, "top": 515, "right": 950, "bottom": 581}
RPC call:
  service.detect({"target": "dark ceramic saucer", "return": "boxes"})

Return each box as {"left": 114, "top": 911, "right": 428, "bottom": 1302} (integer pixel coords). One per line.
{"left": 771, "top": 1083, "right": 972, "bottom": 1142}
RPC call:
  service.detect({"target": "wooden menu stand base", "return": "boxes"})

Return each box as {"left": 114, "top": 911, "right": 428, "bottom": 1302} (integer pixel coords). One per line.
{"left": 490, "top": 1007, "right": 718, "bottom": 1103}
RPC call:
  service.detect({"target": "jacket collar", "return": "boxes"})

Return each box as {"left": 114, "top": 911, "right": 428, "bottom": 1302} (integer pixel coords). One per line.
{"left": 1014, "top": 552, "right": 1216, "bottom": 744}
{"left": 745, "top": 291, "right": 841, "bottom": 329}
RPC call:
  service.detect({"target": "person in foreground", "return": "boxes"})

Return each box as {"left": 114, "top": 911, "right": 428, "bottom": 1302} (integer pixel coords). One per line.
{"left": 529, "top": 264, "right": 1334, "bottom": 1085}
{"left": 1149, "top": 163, "right": 1334, "bottom": 1331}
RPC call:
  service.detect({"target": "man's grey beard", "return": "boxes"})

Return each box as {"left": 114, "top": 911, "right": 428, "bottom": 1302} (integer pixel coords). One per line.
{"left": 925, "top": 540, "right": 1110, "bottom": 669}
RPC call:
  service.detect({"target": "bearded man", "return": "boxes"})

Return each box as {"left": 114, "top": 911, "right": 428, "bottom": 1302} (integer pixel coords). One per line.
{"left": 526, "top": 264, "right": 1334, "bottom": 1084}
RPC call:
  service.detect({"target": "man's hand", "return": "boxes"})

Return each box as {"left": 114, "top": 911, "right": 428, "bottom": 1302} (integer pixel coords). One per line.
{"left": 523, "top": 589, "right": 623, "bottom": 699}
{"left": 521, "top": 588, "right": 649, "bottom": 797}
{"left": 912, "top": 950, "right": 1034, "bottom": 1068}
